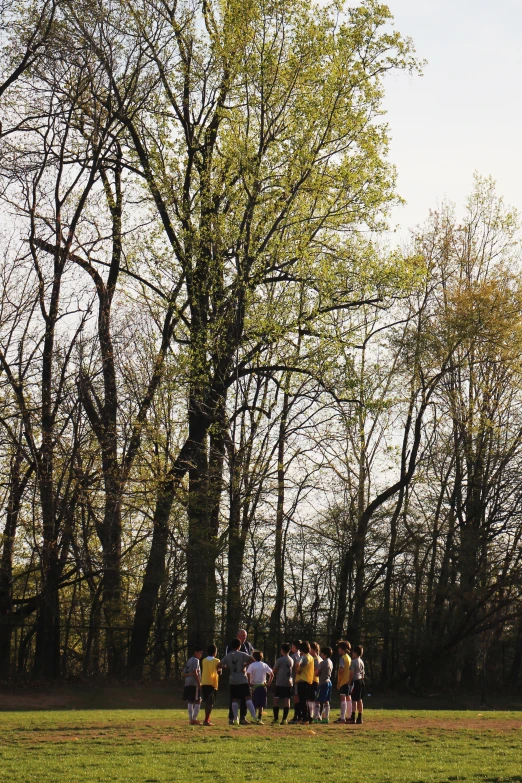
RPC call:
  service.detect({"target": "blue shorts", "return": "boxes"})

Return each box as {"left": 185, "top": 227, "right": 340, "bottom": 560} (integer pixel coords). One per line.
{"left": 317, "top": 682, "right": 332, "bottom": 703}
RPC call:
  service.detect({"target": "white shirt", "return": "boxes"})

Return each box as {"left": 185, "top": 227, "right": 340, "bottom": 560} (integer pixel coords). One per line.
{"left": 247, "top": 661, "right": 272, "bottom": 685}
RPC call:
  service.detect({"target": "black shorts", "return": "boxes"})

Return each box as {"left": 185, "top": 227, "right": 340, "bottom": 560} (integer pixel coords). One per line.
{"left": 230, "top": 683, "right": 251, "bottom": 700}
{"left": 339, "top": 683, "right": 351, "bottom": 696}
{"left": 296, "top": 680, "right": 310, "bottom": 702}
{"left": 183, "top": 685, "right": 200, "bottom": 702}
{"left": 201, "top": 685, "right": 216, "bottom": 706}
{"left": 274, "top": 685, "right": 292, "bottom": 700}
{"left": 351, "top": 679, "right": 364, "bottom": 702}
{"left": 309, "top": 683, "right": 319, "bottom": 701}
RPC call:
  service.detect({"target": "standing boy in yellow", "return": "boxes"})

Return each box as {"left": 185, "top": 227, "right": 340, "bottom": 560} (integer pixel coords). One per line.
{"left": 335, "top": 641, "right": 352, "bottom": 723}
{"left": 201, "top": 644, "right": 222, "bottom": 726}
{"left": 294, "top": 641, "right": 315, "bottom": 723}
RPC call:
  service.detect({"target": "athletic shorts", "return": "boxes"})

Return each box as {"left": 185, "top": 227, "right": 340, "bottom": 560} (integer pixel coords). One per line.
{"left": 296, "top": 680, "right": 310, "bottom": 702}
{"left": 252, "top": 685, "right": 268, "bottom": 708}
{"left": 274, "top": 685, "right": 292, "bottom": 700}
{"left": 230, "top": 682, "right": 251, "bottom": 700}
{"left": 339, "top": 683, "right": 351, "bottom": 696}
{"left": 351, "top": 679, "right": 364, "bottom": 702}
{"left": 201, "top": 685, "right": 216, "bottom": 706}
{"left": 317, "top": 681, "right": 332, "bottom": 703}
{"left": 308, "top": 683, "right": 318, "bottom": 701}
{"left": 183, "top": 685, "right": 200, "bottom": 702}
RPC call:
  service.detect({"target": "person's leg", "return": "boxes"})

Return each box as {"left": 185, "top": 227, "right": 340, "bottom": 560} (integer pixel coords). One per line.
{"left": 323, "top": 701, "right": 330, "bottom": 722}
{"left": 346, "top": 695, "right": 353, "bottom": 721}
{"left": 282, "top": 697, "right": 290, "bottom": 723}
{"left": 273, "top": 696, "right": 280, "bottom": 722}
{"left": 187, "top": 702, "right": 193, "bottom": 722}
{"left": 192, "top": 699, "right": 201, "bottom": 721}
{"left": 356, "top": 698, "right": 363, "bottom": 723}
{"left": 291, "top": 687, "right": 299, "bottom": 721}
{"left": 337, "top": 694, "right": 347, "bottom": 722}
{"left": 231, "top": 699, "right": 240, "bottom": 722}
{"left": 245, "top": 698, "right": 258, "bottom": 721}
{"left": 240, "top": 696, "right": 247, "bottom": 720}
{"left": 228, "top": 691, "right": 234, "bottom": 721}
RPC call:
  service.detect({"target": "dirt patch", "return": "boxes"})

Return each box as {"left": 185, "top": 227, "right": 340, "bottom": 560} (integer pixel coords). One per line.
{"left": 2, "top": 715, "right": 521, "bottom": 746}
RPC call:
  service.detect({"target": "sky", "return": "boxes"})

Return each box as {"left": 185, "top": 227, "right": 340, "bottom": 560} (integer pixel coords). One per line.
{"left": 382, "top": 0, "right": 522, "bottom": 237}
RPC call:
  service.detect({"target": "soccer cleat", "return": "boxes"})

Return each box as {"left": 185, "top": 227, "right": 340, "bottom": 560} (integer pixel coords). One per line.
{"left": 280, "top": 719, "right": 288, "bottom": 725}
{"left": 253, "top": 718, "right": 264, "bottom": 725}
{"left": 334, "top": 717, "right": 346, "bottom": 724}
{"left": 271, "top": 717, "right": 279, "bottom": 724}
{"left": 348, "top": 715, "right": 356, "bottom": 724}
{"left": 313, "top": 718, "right": 321, "bottom": 724}
{"left": 233, "top": 718, "right": 240, "bottom": 726}
{"left": 190, "top": 719, "right": 202, "bottom": 725}
{"left": 228, "top": 719, "right": 234, "bottom": 725}
{"left": 288, "top": 718, "right": 299, "bottom": 724}
{"left": 239, "top": 718, "right": 250, "bottom": 725}
{"left": 321, "top": 718, "right": 329, "bottom": 724}
{"left": 356, "top": 715, "right": 363, "bottom": 724}
{"left": 203, "top": 720, "right": 213, "bottom": 726}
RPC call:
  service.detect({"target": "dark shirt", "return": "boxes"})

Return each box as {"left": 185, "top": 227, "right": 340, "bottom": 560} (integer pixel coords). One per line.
{"left": 226, "top": 640, "right": 254, "bottom": 656}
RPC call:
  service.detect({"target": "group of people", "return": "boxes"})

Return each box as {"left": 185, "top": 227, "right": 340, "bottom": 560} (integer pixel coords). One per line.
{"left": 182, "top": 629, "right": 365, "bottom": 727}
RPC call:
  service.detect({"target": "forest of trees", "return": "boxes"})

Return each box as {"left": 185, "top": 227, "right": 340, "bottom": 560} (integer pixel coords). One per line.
{"left": 1, "top": 0, "right": 522, "bottom": 693}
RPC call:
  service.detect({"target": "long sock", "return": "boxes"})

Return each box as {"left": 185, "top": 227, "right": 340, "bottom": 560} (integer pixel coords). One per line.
{"left": 246, "top": 700, "right": 257, "bottom": 720}
{"left": 293, "top": 704, "right": 298, "bottom": 720}
{"left": 232, "top": 702, "right": 239, "bottom": 720}
{"left": 273, "top": 706, "right": 279, "bottom": 721}
{"left": 307, "top": 701, "right": 315, "bottom": 720}
{"left": 192, "top": 703, "right": 200, "bottom": 720}
{"left": 258, "top": 710, "right": 262, "bottom": 719}
{"left": 187, "top": 704, "right": 193, "bottom": 721}
{"left": 324, "top": 704, "right": 330, "bottom": 721}
{"left": 347, "top": 700, "right": 353, "bottom": 720}
{"left": 340, "top": 700, "right": 347, "bottom": 720}
{"left": 282, "top": 706, "right": 289, "bottom": 721}
{"left": 314, "top": 703, "right": 321, "bottom": 719}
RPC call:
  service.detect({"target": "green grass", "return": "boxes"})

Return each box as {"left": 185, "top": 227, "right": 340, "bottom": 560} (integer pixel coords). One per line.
{"left": 0, "top": 708, "right": 521, "bottom": 782}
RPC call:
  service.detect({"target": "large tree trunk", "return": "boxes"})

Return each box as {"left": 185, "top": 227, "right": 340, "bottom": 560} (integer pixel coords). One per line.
{"left": 128, "top": 439, "right": 193, "bottom": 678}
{"left": 267, "top": 390, "right": 289, "bottom": 659}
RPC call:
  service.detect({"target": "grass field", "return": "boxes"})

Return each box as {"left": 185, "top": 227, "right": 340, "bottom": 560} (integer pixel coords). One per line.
{"left": 1, "top": 707, "right": 522, "bottom": 783}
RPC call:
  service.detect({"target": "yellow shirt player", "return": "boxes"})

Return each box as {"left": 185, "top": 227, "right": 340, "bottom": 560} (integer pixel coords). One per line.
{"left": 335, "top": 641, "right": 353, "bottom": 723}
{"left": 200, "top": 644, "right": 222, "bottom": 726}
{"left": 294, "top": 641, "right": 315, "bottom": 723}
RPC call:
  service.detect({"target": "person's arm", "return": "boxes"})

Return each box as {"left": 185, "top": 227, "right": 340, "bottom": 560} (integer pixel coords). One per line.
{"left": 219, "top": 655, "right": 229, "bottom": 669}
{"left": 266, "top": 665, "right": 274, "bottom": 687}
{"left": 337, "top": 658, "right": 344, "bottom": 688}
{"left": 348, "top": 662, "right": 355, "bottom": 685}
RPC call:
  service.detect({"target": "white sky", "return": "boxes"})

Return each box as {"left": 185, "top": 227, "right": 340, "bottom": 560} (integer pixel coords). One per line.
{"left": 383, "top": 0, "right": 522, "bottom": 236}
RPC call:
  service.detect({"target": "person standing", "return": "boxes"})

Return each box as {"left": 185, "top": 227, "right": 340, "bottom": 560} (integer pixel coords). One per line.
{"left": 226, "top": 629, "right": 254, "bottom": 724}
{"left": 220, "top": 639, "right": 259, "bottom": 725}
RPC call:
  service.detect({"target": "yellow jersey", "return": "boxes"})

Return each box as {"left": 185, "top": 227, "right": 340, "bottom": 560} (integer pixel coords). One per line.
{"left": 295, "top": 653, "right": 315, "bottom": 684}
{"left": 337, "top": 653, "right": 352, "bottom": 687}
{"left": 311, "top": 654, "right": 319, "bottom": 684}
{"left": 201, "top": 656, "right": 220, "bottom": 689}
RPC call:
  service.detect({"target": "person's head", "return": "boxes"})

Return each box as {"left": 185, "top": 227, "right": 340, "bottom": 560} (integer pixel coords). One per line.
{"left": 352, "top": 645, "right": 363, "bottom": 658}
{"left": 193, "top": 646, "right": 204, "bottom": 658}
{"left": 300, "top": 641, "right": 310, "bottom": 654}
{"left": 281, "top": 643, "right": 291, "bottom": 655}
{"left": 253, "top": 650, "right": 264, "bottom": 662}
{"left": 321, "top": 646, "right": 332, "bottom": 659}
{"left": 336, "top": 640, "right": 348, "bottom": 654}
{"left": 237, "top": 629, "right": 247, "bottom": 644}
{"left": 229, "top": 638, "right": 241, "bottom": 651}
{"left": 291, "top": 639, "right": 302, "bottom": 653}
{"left": 207, "top": 644, "right": 217, "bottom": 656}
{"left": 310, "top": 641, "right": 319, "bottom": 655}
